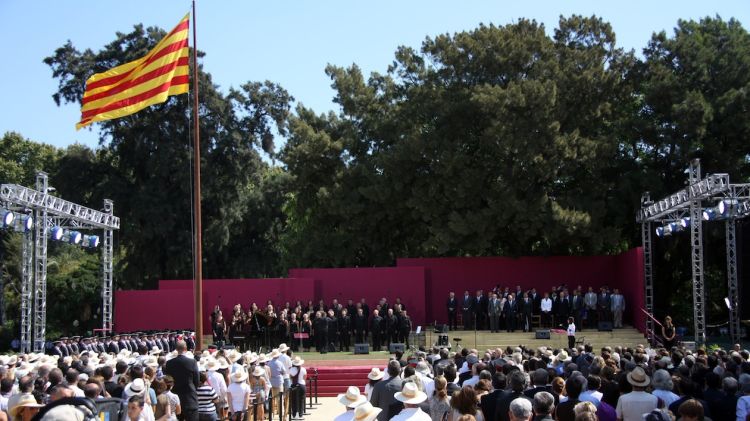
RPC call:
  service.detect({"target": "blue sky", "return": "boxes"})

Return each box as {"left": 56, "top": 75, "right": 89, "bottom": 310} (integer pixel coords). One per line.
{"left": 0, "top": 0, "right": 748, "bottom": 152}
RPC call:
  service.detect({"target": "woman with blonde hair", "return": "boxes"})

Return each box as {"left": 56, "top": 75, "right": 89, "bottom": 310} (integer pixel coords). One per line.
{"left": 662, "top": 316, "right": 676, "bottom": 349}
{"left": 428, "top": 376, "right": 450, "bottom": 421}
{"left": 247, "top": 366, "right": 267, "bottom": 421}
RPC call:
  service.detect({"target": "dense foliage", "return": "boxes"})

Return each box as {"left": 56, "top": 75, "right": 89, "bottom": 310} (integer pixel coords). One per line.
{"left": 0, "top": 15, "right": 747, "bottom": 340}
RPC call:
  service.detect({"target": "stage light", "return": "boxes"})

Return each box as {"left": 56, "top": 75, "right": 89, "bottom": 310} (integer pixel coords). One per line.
{"left": 702, "top": 208, "right": 717, "bottom": 221}
{"left": 14, "top": 215, "right": 33, "bottom": 232}
{"left": 718, "top": 199, "right": 739, "bottom": 216}
{"left": 655, "top": 226, "right": 664, "bottom": 237}
{"left": 50, "top": 226, "right": 64, "bottom": 241}
{"left": 679, "top": 217, "right": 690, "bottom": 228}
{"left": 82, "top": 235, "right": 99, "bottom": 248}
{"left": 0, "top": 210, "right": 14, "bottom": 228}
{"left": 63, "top": 230, "right": 82, "bottom": 245}
{"left": 663, "top": 223, "right": 674, "bottom": 236}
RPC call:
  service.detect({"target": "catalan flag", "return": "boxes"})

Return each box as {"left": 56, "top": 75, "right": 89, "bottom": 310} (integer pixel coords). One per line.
{"left": 76, "top": 14, "right": 190, "bottom": 130}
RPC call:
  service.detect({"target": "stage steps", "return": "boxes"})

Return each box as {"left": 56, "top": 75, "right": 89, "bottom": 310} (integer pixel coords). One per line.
{"left": 308, "top": 366, "right": 371, "bottom": 398}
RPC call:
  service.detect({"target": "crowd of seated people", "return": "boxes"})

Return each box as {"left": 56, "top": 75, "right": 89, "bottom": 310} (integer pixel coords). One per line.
{"left": 448, "top": 285, "right": 627, "bottom": 333}
{"left": 343, "top": 339, "right": 750, "bottom": 421}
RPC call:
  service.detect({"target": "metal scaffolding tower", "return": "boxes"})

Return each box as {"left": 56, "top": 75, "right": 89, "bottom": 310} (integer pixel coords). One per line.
{"left": 19, "top": 230, "right": 33, "bottom": 353}
{"left": 0, "top": 172, "right": 119, "bottom": 351}
{"left": 638, "top": 159, "right": 750, "bottom": 345}
{"left": 687, "top": 160, "right": 707, "bottom": 344}
{"left": 102, "top": 199, "right": 114, "bottom": 331}
{"left": 33, "top": 173, "right": 49, "bottom": 352}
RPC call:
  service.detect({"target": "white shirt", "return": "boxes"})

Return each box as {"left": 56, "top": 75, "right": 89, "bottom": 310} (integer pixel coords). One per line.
{"left": 290, "top": 366, "right": 307, "bottom": 385}
{"left": 567, "top": 323, "right": 576, "bottom": 336}
{"left": 737, "top": 395, "right": 750, "bottom": 421}
{"left": 651, "top": 389, "right": 679, "bottom": 407}
{"left": 541, "top": 298, "right": 552, "bottom": 312}
{"left": 419, "top": 374, "right": 435, "bottom": 398}
{"left": 462, "top": 375, "right": 480, "bottom": 388}
{"left": 279, "top": 353, "right": 293, "bottom": 380}
{"left": 390, "top": 407, "right": 432, "bottom": 421}
{"left": 227, "top": 382, "right": 251, "bottom": 412}
{"left": 207, "top": 370, "right": 228, "bottom": 403}
{"left": 615, "top": 391, "right": 658, "bottom": 421}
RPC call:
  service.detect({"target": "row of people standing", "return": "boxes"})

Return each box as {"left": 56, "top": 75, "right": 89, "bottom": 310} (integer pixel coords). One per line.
{"left": 211, "top": 297, "right": 414, "bottom": 353}
{"left": 447, "top": 285, "right": 626, "bottom": 331}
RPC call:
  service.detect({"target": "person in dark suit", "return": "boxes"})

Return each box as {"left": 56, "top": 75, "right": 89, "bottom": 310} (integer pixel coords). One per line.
{"left": 163, "top": 340, "right": 200, "bottom": 421}
{"left": 399, "top": 310, "right": 412, "bottom": 348}
{"left": 353, "top": 307, "right": 367, "bottom": 344}
{"left": 339, "top": 308, "right": 352, "bottom": 351}
{"left": 521, "top": 292, "right": 534, "bottom": 332}
{"left": 488, "top": 292, "right": 502, "bottom": 333}
{"left": 360, "top": 298, "right": 370, "bottom": 319}
{"left": 370, "top": 361, "right": 404, "bottom": 421}
{"left": 370, "top": 309, "right": 383, "bottom": 351}
{"left": 385, "top": 308, "right": 398, "bottom": 347}
{"left": 461, "top": 291, "right": 473, "bottom": 330}
{"left": 556, "top": 292, "right": 571, "bottom": 328}
{"left": 503, "top": 294, "right": 518, "bottom": 332}
{"left": 494, "top": 371, "right": 532, "bottom": 421}
{"left": 571, "top": 290, "right": 584, "bottom": 332}
{"left": 313, "top": 311, "right": 328, "bottom": 353}
{"left": 326, "top": 310, "right": 339, "bottom": 351}
{"left": 443, "top": 365, "right": 461, "bottom": 396}
{"left": 480, "top": 371, "right": 510, "bottom": 421}
{"left": 446, "top": 292, "right": 458, "bottom": 331}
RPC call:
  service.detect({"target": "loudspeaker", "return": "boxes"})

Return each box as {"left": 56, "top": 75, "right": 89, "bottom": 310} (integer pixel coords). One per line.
{"left": 535, "top": 329, "right": 550, "bottom": 339}
{"left": 389, "top": 343, "right": 405, "bottom": 353}
{"left": 437, "top": 334, "right": 449, "bottom": 347}
{"left": 597, "top": 321, "right": 613, "bottom": 331}
{"left": 354, "top": 343, "right": 370, "bottom": 354}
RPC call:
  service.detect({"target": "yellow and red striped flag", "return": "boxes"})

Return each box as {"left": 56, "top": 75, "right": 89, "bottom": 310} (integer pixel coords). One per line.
{"left": 76, "top": 14, "right": 190, "bottom": 130}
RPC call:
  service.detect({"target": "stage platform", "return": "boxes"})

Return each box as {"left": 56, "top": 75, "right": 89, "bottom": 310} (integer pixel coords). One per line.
{"left": 204, "top": 326, "right": 647, "bottom": 356}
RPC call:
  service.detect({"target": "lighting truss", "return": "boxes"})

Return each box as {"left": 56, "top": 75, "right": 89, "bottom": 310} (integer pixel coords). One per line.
{"left": 0, "top": 173, "right": 119, "bottom": 352}
{"left": 638, "top": 160, "right": 748, "bottom": 345}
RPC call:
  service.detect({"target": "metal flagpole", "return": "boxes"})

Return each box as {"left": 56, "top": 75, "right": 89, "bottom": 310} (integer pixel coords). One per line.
{"left": 191, "top": 0, "right": 204, "bottom": 351}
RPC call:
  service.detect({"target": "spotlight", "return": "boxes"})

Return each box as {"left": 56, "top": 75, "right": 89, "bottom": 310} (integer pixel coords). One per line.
{"left": 64, "top": 230, "right": 82, "bottom": 245}
{"left": 0, "top": 210, "right": 14, "bottom": 228}
{"left": 663, "top": 223, "right": 674, "bottom": 236}
{"left": 655, "top": 226, "right": 664, "bottom": 237}
{"left": 14, "top": 215, "right": 33, "bottom": 232}
{"left": 679, "top": 217, "right": 690, "bottom": 228}
{"left": 82, "top": 235, "right": 100, "bottom": 248}
{"left": 50, "top": 226, "right": 64, "bottom": 241}
{"left": 718, "top": 199, "right": 738, "bottom": 216}
{"left": 702, "top": 209, "right": 717, "bottom": 221}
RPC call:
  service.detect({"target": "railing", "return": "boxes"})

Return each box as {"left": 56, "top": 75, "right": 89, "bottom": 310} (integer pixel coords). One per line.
{"left": 641, "top": 308, "right": 665, "bottom": 347}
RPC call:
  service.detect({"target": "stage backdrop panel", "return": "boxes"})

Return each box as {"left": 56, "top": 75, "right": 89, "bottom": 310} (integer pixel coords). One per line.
{"left": 615, "top": 247, "right": 645, "bottom": 333}
{"left": 288, "top": 266, "right": 428, "bottom": 327}
{"left": 115, "top": 278, "right": 315, "bottom": 333}
{"left": 114, "top": 289, "right": 194, "bottom": 332}
{"left": 397, "top": 250, "right": 643, "bottom": 330}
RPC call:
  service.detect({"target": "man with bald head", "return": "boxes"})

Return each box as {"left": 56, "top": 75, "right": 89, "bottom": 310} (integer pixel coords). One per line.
{"left": 164, "top": 340, "right": 200, "bottom": 421}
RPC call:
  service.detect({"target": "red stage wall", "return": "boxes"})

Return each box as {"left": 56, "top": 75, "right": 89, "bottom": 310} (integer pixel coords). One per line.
{"left": 114, "top": 289, "right": 194, "bottom": 332}
{"left": 288, "top": 267, "right": 427, "bottom": 328}
{"left": 113, "top": 249, "right": 644, "bottom": 334}
{"left": 114, "top": 278, "right": 315, "bottom": 333}
{"left": 397, "top": 250, "right": 644, "bottom": 329}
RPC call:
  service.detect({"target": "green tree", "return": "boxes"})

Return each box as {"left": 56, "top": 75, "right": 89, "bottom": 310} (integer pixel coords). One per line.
{"left": 44, "top": 23, "right": 292, "bottom": 286}
{"left": 280, "top": 16, "right": 638, "bottom": 267}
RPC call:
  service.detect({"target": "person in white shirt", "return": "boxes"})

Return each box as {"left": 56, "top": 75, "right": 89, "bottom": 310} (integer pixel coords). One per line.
{"left": 390, "top": 382, "right": 431, "bottom": 421}
{"left": 334, "top": 386, "right": 367, "bottom": 421}
{"left": 205, "top": 358, "right": 228, "bottom": 419}
{"left": 650, "top": 369, "right": 679, "bottom": 408}
{"left": 364, "top": 368, "right": 384, "bottom": 400}
{"left": 566, "top": 317, "right": 576, "bottom": 350}
{"left": 615, "top": 367, "right": 657, "bottom": 421}
{"left": 351, "top": 402, "right": 381, "bottom": 421}
{"left": 226, "top": 369, "right": 251, "bottom": 419}
{"left": 541, "top": 293, "right": 553, "bottom": 328}
{"left": 289, "top": 356, "right": 308, "bottom": 420}
{"left": 414, "top": 362, "right": 435, "bottom": 398}
{"left": 278, "top": 344, "right": 293, "bottom": 416}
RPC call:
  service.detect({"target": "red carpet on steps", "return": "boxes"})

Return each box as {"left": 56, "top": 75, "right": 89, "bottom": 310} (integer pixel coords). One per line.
{"left": 309, "top": 365, "right": 375, "bottom": 397}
